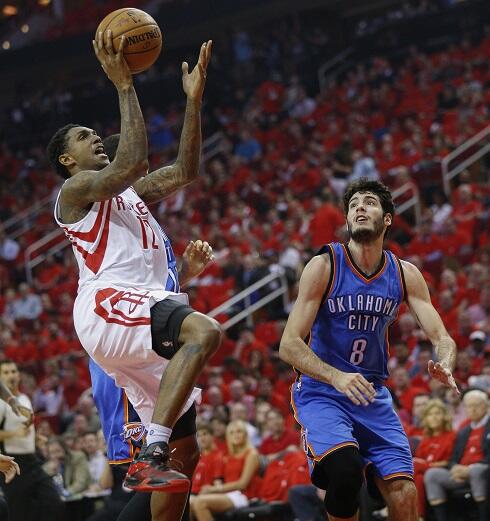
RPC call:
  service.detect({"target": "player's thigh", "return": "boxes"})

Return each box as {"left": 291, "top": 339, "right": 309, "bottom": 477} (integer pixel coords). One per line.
{"left": 354, "top": 387, "right": 413, "bottom": 480}
{"left": 292, "top": 382, "right": 357, "bottom": 464}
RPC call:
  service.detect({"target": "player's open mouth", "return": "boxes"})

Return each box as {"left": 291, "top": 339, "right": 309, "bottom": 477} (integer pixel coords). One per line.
{"left": 94, "top": 146, "right": 106, "bottom": 157}
{"left": 356, "top": 216, "right": 368, "bottom": 222}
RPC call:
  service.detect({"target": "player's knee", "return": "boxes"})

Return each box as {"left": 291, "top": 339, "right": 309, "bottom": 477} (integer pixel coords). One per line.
{"left": 195, "top": 317, "right": 223, "bottom": 355}
{"left": 314, "top": 447, "right": 364, "bottom": 518}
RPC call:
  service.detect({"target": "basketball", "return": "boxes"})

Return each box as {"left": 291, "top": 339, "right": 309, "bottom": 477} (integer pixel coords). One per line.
{"left": 95, "top": 8, "right": 162, "bottom": 74}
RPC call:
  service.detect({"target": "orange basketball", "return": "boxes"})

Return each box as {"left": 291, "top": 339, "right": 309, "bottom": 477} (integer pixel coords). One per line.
{"left": 96, "top": 8, "right": 162, "bottom": 74}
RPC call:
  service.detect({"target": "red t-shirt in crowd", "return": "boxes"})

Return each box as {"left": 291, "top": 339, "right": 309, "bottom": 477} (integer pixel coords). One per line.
{"left": 221, "top": 449, "right": 262, "bottom": 499}
{"left": 259, "top": 429, "right": 299, "bottom": 456}
{"left": 191, "top": 448, "right": 223, "bottom": 494}
{"left": 414, "top": 431, "right": 456, "bottom": 472}
{"left": 459, "top": 426, "right": 486, "bottom": 466}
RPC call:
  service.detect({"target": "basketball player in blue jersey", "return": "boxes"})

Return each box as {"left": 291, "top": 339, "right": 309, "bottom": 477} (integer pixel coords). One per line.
{"left": 280, "top": 178, "right": 458, "bottom": 521}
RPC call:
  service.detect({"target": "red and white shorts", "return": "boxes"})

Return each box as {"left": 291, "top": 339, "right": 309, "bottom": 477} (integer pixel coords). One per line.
{"left": 74, "top": 285, "right": 201, "bottom": 427}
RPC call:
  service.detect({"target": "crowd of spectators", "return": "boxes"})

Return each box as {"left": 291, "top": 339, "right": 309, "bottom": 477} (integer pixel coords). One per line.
{"left": 0, "top": 9, "right": 488, "bottom": 521}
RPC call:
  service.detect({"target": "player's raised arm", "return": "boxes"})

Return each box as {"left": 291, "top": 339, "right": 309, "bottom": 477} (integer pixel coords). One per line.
{"left": 61, "top": 30, "right": 148, "bottom": 207}
{"left": 401, "top": 260, "right": 459, "bottom": 392}
{"left": 280, "top": 254, "right": 376, "bottom": 406}
{"left": 133, "top": 41, "right": 212, "bottom": 204}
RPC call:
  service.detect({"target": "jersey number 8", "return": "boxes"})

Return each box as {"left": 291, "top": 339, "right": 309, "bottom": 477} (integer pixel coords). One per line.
{"left": 350, "top": 339, "right": 367, "bottom": 365}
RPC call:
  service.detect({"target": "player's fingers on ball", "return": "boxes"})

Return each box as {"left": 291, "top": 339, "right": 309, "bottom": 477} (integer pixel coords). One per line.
{"left": 104, "top": 30, "right": 113, "bottom": 52}
{"left": 117, "top": 35, "right": 126, "bottom": 55}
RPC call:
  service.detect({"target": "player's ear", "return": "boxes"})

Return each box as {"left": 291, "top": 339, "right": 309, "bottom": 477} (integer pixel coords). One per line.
{"left": 59, "top": 153, "right": 76, "bottom": 169}
{"left": 384, "top": 213, "right": 392, "bottom": 227}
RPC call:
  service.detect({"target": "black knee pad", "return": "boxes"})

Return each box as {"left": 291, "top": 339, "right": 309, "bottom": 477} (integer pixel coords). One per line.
{"left": 312, "top": 446, "right": 364, "bottom": 518}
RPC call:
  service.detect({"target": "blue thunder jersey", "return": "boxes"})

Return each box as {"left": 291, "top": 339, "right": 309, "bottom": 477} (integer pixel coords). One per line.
{"left": 89, "top": 229, "right": 180, "bottom": 464}
{"left": 304, "top": 242, "right": 405, "bottom": 386}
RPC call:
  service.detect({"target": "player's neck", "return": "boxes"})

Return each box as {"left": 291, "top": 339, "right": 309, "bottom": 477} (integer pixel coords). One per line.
{"left": 347, "top": 239, "right": 384, "bottom": 277}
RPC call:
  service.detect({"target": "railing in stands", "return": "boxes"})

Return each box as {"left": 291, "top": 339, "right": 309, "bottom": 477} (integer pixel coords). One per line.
{"left": 23, "top": 132, "right": 225, "bottom": 282}
{"left": 318, "top": 47, "right": 354, "bottom": 91}
{"left": 208, "top": 270, "right": 289, "bottom": 331}
{"left": 3, "top": 192, "right": 58, "bottom": 240}
{"left": 391, "top": 181, "right": 421, "bottom": 226}
{"left": 442, "top": 124, "right": 490, "bottom": 196}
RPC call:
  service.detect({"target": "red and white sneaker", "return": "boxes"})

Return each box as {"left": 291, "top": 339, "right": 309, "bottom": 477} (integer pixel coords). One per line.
{"left": 123, "top": 442, "right": 190, "bottom": 493}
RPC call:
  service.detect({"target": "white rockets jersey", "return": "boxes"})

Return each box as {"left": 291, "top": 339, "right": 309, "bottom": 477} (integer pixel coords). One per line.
{"left": 55, "top": 185, "right": 176, "bottom": 293}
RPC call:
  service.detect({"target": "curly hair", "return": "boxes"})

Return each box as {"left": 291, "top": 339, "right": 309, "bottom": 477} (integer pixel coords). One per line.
{"left": 46, "top": 123, "right": 80, "bottom": 179}
{"left": 343, "top": 178, "right": 395, "bottom": 218}
{"left": 421, "top": 399, "right": 453, "bottom": 437}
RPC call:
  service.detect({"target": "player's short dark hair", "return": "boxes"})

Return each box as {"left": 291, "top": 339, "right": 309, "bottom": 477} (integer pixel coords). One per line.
{"left": 343, "top": 178, "right": 395, "bottom": 220}
{"left": 102, "top": 133, "right": 120, "bottom": 162}
{"left": 46, "top": 123, "right": 80, "bottom": 179}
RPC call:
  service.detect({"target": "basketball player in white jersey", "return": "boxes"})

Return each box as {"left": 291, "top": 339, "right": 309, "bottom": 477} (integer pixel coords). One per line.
{"left": 46, "top": 31, "right": 220, "bottom": 505}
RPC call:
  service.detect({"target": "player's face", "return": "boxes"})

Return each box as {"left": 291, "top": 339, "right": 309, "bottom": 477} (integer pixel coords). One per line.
{"left": 61, "top": 126, "right": 109, "bottom": 173}
{"left": 346, "top": 191, "right": 392, "bottom": 244}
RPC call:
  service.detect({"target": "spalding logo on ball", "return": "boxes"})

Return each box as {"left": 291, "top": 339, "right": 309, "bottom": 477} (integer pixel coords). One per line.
{"left": 96, "top": 8, "right": 163, "bottom": 74}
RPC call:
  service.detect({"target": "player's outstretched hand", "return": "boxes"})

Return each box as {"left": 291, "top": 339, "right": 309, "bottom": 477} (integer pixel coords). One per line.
{"left": 182, "top": 40, "right": 212, "bottom": 103}
{"left": 93, "top": 30, "right": 132, "bottom": 89}
{"left": 0, "top": 455, "right": 20, "bottom": 483}
{"left": 428, "top": 360, "right": 459, "bottom": 393}
{"left": 183, "top": 240, "right": 214, "bottom": 279}
{"left": 332, "top": 370, "right": 376, "bottom": 406}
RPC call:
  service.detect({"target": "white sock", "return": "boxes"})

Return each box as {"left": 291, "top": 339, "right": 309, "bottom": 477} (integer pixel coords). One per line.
{"left": 146, "top": 423, "right": 172, "bottom": 446}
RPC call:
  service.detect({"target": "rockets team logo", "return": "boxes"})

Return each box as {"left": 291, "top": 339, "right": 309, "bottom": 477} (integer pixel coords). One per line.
{"left": 121, "top": 422, "right": 147, "bottom": 444}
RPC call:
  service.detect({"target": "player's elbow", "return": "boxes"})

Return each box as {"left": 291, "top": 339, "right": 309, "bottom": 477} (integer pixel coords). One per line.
{"left": 279, "top": 337, "right": 294, "bottom": 365}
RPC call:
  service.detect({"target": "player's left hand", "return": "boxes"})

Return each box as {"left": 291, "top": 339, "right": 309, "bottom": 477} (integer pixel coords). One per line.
{"left": 182, "top": 40, "right": 212, "bottom": 102}
{"left": 183, "top": 240, "right": 214, "bottom": 279}
{"left": 428, "top": 360, "right": 459, "bottom": 393}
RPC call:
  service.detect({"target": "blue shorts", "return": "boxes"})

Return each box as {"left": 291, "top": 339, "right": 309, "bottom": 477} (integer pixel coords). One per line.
{"left": 291, "top": 377, "right": 413, "bottom": 481}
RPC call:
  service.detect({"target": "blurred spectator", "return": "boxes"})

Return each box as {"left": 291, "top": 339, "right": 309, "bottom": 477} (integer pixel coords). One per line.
{"left": 389, "top": 366, "right": 427, "bottom": 414}
{"left": 259, "top": 409, "right": 298, "bottom": 462}
{"left": 405, "top": 393, "right": 430, "bottom": 438}
{"left": 192, "top": 424, "right": 223, "bottom": 495}
{"left": 430, "top": 191, "right": 453, "bottom": 234}
{"left": 468, "top": 287, "right": 490, "bottom": 325}
{"left": 234, "top": 129, "right": 262, "bottom": 162}
{"left": 43, "top": 437, "right": 91, "bottom": 499}
{"left": 210, "top": 415, "right": 228, "bottom": 453}
{"left": 190, "top": 420, "right": 261, "bottom": 519}
{"left": 82, "top": 431, "right": 110, "bottom": 492}
{"left": 229, "top": 402, "right": 260, "bottom": 447}
{"left": 425, "top": 390, "right": 489, "bottom": 521}
{"left": 349, "top": 149, "right": 380, "bottom": 182}
{"left": 227, "top": 379, "right": 255, "bottom": 420}
{"left": 32, "top": 376, "right": 64, "bottom": 417}
{"left": 413, "top": 399, "right": 456, "bottom": 519}
{"left": 11, "top": 283, "right": 42, "bottom": 322}
{"left": 0, "top": 227, "right": 19, "bottom": 262}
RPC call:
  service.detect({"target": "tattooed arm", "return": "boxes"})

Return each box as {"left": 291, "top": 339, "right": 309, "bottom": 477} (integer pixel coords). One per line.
{"left": 60, "top": 30, "right": 148, "bottom": 212}
{"left": 134, "top": 41, "right": 212, "bottom": 204}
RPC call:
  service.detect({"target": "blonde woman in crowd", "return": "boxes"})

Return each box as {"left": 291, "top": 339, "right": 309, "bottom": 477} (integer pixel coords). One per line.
{"left": 413, "top": 399, "right": 456, "bottom": 520}
{"left": 190, "top": 420, "right": 261, "bottom": 520}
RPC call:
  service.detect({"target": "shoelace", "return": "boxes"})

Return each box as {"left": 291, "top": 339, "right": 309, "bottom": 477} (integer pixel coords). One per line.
{"left": 168, "top": 448, "right": 184, "bottom": 472}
